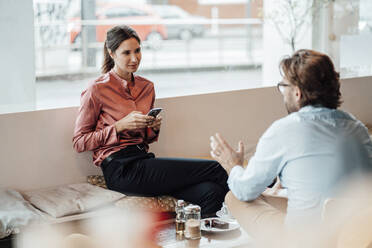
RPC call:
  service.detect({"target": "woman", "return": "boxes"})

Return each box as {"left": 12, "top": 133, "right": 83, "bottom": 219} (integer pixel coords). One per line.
{"left": 72, "top": 25, "right": 228, "bottom": 216}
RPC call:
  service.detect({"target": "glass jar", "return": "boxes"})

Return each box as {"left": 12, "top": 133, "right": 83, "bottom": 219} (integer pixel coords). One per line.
{"left": 175, "top": 200, "right": 186, "bottom": 234}
{"left": 184, "top": 204, "right": 201, "bottom": 239}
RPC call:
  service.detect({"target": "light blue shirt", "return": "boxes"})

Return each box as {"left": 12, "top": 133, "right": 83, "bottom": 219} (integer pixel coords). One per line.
{"left": 228, "top": 105, "right": 372, "bottom": 225}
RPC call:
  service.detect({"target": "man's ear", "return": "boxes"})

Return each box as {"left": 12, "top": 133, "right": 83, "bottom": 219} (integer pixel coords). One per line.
{"left": 294, "top": 86, "right": 302, "bottom": 102}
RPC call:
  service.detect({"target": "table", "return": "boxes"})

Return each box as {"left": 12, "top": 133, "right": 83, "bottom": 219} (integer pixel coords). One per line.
{"left": 156, "top": 222, "right": 253, "bottom": 248}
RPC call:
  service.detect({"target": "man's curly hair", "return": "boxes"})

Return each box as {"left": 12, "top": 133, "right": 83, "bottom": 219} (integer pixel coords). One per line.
{"left": 280, "top": 49, "right": 342, "bottom": 109}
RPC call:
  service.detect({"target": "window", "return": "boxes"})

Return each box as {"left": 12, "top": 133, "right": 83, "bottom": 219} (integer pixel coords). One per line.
{"left": 2, "top": 0, "right": 370, "bottom": 113}
{"left": 104, "top": 8, "right": 126, "bottom": 18}
{"left": 105, "top": 8, "right": 148, "bottom": 18}
{"left": 128, "top": 8, "right": 148, "bottom": 17}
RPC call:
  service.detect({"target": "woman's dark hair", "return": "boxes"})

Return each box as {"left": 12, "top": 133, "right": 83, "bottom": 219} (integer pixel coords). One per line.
{"left": 102, "top": 25, "right": 141, "bottom": 74}
{"left": 279, "top": 49, "right": 342, "bottom": 109}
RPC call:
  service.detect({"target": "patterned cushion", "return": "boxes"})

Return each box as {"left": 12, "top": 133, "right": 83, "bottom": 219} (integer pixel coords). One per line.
{"left": 87, "top": 175, "right": 107, "bottom": 189}
{"left": 87, "top": 175, "right": 177, "bottom": 212}
{"left": 157, "top": 196, "right": 177, "bottom": 212}
{"left": 115, "top": 196, "right": 177, "bottom": 212}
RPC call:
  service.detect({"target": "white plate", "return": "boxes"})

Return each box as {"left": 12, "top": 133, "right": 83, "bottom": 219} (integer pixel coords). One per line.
{"left": 216, "top": 210, "right": 236, "bottom": 222}
{"left": 201, "top": 217, "right": 240, "bottom": 233}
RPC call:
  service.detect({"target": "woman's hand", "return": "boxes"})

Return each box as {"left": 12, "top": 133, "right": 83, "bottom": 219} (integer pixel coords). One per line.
{"left": 115, "top": 111, "right": 154, "bottom": 133}
{"left": 148, "top": 115, "right": 162, "bottom": 132}
{"left": 210, "top": 133, "right": 244, "bottom": 174}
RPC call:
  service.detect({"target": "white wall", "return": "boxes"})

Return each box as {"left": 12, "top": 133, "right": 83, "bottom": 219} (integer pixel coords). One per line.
{"left": 0, "top": 0, "right": 35, "bottom": 114}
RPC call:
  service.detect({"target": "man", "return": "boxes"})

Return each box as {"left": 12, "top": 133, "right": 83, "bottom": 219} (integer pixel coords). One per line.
{"left": 210, "top": 49, "right": 372, "bottom": 245}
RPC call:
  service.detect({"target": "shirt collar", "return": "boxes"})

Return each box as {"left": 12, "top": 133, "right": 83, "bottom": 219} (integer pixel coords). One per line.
{"left": 299, "top": 104, "right": 325, "bottom": 113}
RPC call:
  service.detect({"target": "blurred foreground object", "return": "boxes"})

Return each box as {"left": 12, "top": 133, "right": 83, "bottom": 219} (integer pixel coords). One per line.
{"left": 17, "top": 207, "right": 161, "bottom": 248}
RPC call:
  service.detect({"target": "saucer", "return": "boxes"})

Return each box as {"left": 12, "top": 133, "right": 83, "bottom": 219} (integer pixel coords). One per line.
{"left": 201, "top": 217, "right": 240, "bottom": 233}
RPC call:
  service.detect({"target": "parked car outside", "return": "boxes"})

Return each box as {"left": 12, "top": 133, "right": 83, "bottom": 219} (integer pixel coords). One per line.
{"left": 152, "top": 5, "right": 206, "bottom": 40}
{"left": 68, "top": 3, "right": 167, "bottom": 49}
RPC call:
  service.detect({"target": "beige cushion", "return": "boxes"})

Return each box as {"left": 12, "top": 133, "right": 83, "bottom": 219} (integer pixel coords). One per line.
{"left": 23, "top": 183, "right": 125, "bottom": 218}
{"left": 0, "top": 189, "right": 40, "bottom": 238}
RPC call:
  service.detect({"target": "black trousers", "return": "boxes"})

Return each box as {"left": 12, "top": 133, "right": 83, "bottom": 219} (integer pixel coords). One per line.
{"left": 101, "top": 145, "right": 229, "bottom": 216}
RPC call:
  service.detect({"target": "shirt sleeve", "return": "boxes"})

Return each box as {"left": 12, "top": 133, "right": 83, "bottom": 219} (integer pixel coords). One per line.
{"left": 72, "top": 85, "right": 119, "bottom": 153}
{"left": 144, "top": 89, "right": 159, "bottom": 144}
{"left": 227, "top": 121, "right": 286, "bottom": 201}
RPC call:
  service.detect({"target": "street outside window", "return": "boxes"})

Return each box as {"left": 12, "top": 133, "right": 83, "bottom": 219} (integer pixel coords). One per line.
{"left": 33, "top": 0, "right": 372, "bottom": 110}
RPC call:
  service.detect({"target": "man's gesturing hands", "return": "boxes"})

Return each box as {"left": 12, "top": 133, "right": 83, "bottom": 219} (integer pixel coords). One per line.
{"left": 210, "top": 133, "right": 244, "bottom": 174}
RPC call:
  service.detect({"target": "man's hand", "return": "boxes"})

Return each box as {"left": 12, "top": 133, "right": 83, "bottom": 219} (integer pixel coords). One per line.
{"left": 148, "top": 115, "right": 162, "bottom": 132}
{"left": 210, "top": 133, "right": 244, "bottom": 174}
{"left": 263, "top": 178, "right": 287, "bottom": 197}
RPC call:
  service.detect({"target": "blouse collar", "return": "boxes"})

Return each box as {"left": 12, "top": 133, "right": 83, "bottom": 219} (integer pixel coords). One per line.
{"left": 110, "top": 69, "right": 135, "bottom": 89}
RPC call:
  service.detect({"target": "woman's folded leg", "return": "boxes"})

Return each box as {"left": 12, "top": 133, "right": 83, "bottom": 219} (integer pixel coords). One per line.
{"left": 102, "top": 156, "right": 228, "bottom": 215}
{"left": 105, "top": 156, "right": 228, "bottom": 196}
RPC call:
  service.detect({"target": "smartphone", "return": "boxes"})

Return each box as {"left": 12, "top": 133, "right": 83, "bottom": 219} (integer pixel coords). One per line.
{"left": 147, "top": 107, "right": 163, "bottom": 117}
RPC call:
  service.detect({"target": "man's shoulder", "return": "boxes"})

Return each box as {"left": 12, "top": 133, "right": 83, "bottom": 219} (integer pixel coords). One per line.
{"left": 261, "top": 115, "right": 296, "bottom": 139}
{"left": 296, "top": 106, "right": 356, "bottom": 121}
{"left": 271, "top": 113, "right": 299, "bottom": 130}
{"left": 262, "top": 106, "right": 366, "bottom": 140}
{"left": 262, "top": 108, "right": 328, "bottom": 137}
{"left": 268, "top": 107, "right": 365, "bottom": 136}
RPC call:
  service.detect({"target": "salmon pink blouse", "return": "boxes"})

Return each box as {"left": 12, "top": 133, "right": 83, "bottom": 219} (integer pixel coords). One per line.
{"left": 73, "top": 70, "right": 159, "bottom": 166}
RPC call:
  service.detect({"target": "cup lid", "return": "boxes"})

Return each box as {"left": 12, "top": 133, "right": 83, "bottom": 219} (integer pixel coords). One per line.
{"left": 184, "top": 204, "right": 201, "bottom": 213}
